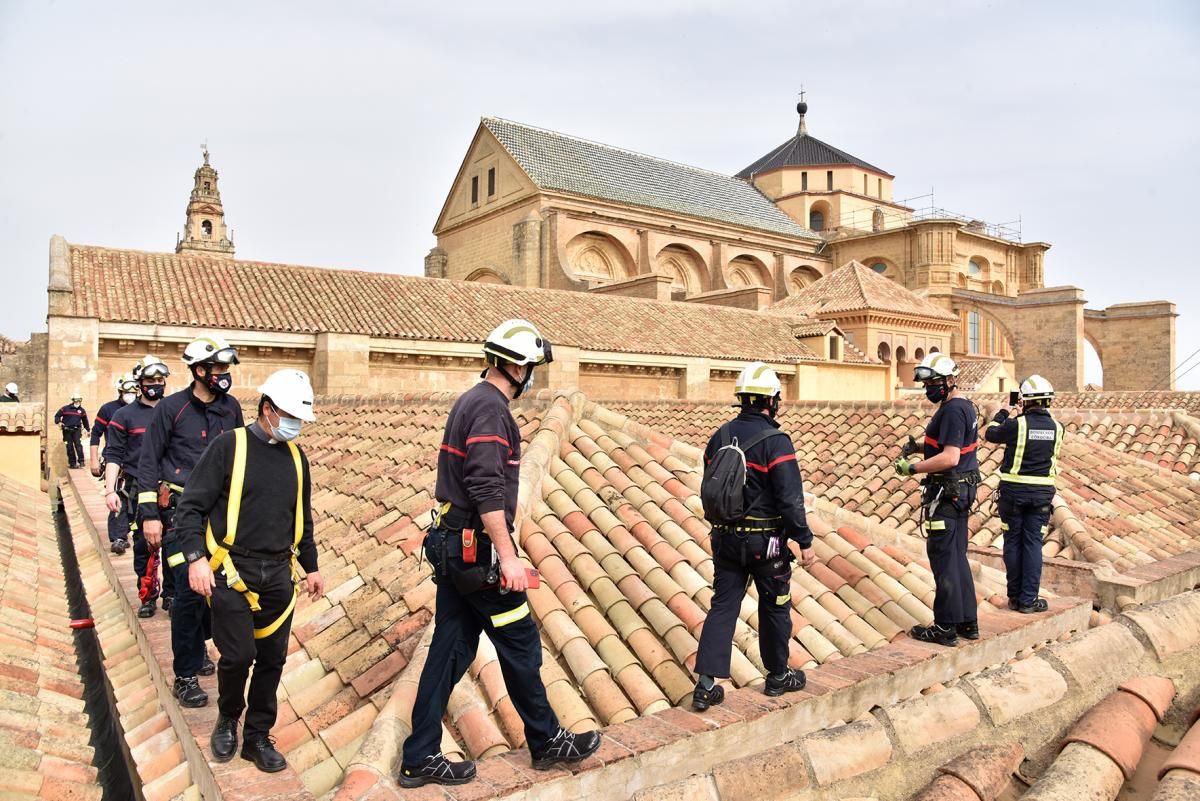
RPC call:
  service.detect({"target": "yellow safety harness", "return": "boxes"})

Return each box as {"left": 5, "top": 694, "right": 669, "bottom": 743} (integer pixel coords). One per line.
{"left": 205, "top": 427, "right": 304, "bottom": 639}
{"left": 999, "top": 416, "right": 1064, "bottom": 486}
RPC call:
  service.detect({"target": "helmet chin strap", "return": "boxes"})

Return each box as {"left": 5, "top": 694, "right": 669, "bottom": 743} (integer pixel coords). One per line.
{"left": 495, "top": 362, "right": 533, "bottom": 398}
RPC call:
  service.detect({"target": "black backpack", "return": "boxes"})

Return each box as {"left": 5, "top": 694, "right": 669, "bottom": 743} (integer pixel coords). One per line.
{"left": 701, "top": 425, "right": 786, "bottom": 525}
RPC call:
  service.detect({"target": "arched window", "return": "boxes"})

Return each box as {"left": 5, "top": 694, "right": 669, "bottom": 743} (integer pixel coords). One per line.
{"left": 895, "top": 345, "right": 907, "bottom": 363}
{"left": 871, "top": 262, "right": 888, "bottom": 274}
{"left": 809, "top": 209, "right": 824, "bottom": 231}
{"left": 914, "top": 347, "right": 925, "bottom": 362}
{"left": 877, "top": 342, "right": 892, "bottom": 363}
{"left": 201, "top": 220, "right": 213, "bottom": 238}
{"left": 203, "top": 181, "right": 211, "bottom": 192}
{"left": 968, "top": 259, "right": 983, "bottom": 275}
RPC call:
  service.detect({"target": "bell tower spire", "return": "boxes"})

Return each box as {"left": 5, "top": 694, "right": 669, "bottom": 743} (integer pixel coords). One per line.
{"left": 176, "top": 144, "right": 235, "bottom": 258}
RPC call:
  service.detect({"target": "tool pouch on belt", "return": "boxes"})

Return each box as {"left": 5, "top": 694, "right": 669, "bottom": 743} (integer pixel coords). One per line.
{"left": 425, "top": 527, "right": 496, "bottom": 594}
{"left": 711, "top": 528, "right": 791, "bottom": 578}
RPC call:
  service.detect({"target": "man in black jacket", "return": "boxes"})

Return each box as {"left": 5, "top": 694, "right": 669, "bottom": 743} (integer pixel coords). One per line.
{"left": 137, "top": 335, "right": 243, "bottom": 707}
{"left": 984, "top": 375, "right": 1063, "bottom": 614}
{"left": 93, "top": 372, "right": 139, "bottom": 554}
{"left": 177, "top": 369, "right": 323, "bottom": 773}
{"left": 894, "top": 353, "right": 981, "bottom": 647}
{"left": 398, "top": 319, "right": 600, "bottom": 789}
{"left": 54, "top": 395, "right": 89, "bottom": 468}
{"left": 692, "top": 362, "right": 816, "bottom": 711}
{"left": 105, "top": 357, "right": 172, "bottom": 616}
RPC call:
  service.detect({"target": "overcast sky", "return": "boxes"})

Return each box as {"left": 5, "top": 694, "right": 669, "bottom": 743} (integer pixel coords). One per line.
{"left": 2, "top": 1, "right": 1197, "bottom": 388}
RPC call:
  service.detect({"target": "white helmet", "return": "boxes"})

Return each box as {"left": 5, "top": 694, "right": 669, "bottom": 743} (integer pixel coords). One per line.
{"left": 482, "top": 319, "right": 553, "bottom": 367}
{"left": 115, "top": 373, "right": 139, "bottom": 393}
{"left": 5, "top": 382, "right": 18, "bottom": 395}
{"left": 913, "top": 352, "right": 959, "bottom": 382}
{"left": 734, "top": 361, "right": 782, "bottom": 398}
{"left": 1019, "top": 374, "right": 1055, "bottom": 401}
{"left": 182, "top": 335, "right": 240, "bottom": 367}
{"left": 258, "top": 369, "right": 316, "bottom": 422}
{"left": 133, "top": 354, "right": 171, "bottom": 380}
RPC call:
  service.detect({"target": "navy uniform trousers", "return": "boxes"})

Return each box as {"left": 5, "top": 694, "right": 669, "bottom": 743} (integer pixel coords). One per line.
{"left": 924, "top": 484, "right": 978, "bottom": 628}
{"left": 997, "top": 484, "right": 1054, "bottom": 606}
{"left": 161, "top": 504, "right": 211, "bottom": 677}
{"left": 402, "top": 528, "right": 559, "bottom": 764}
{"left": 694, "top": 529, "right": 792, "bottom": 678}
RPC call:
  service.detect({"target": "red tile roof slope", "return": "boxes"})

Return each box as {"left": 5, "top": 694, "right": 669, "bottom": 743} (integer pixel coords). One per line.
{"left": 953, "top": 358, "right": 1003, "bottom": 392}
{"left": 770, "top": 261, "right": 958, "bottom": 321}
{"left": 972, "top": 391, "right": 1200, "bottom": 415}
{"left": 245, "top": 389, "right": 1030, "bottom": 795}
{"left": 66, "top": 243, "right": 833, "bottom": 364}
{"left": 0, "top": 402, "right": 43, "bottom": 433}
{"left": 604, "top": 399, "right": 1200, "bottom": 572}
{"left": 0, "top": 475, "right": 101, "bottom": 800}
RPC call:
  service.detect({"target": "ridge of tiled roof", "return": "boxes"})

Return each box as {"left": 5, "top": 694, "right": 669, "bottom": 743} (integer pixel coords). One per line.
{"left": 481, "top": 117, "right": 819, "bottom": 240}
{"left": 954, "top": 358, "right": 1004, "bottom": 392}
{"left": 735, "top": 130, "right": 890, "bottom": 179}
{"left": 0, "top": 401, "right": 43, "bottom": 433}
{"left": 971, "top": 390, "right": 1200, "bottom": 416}
{"left": 66, "top": 243, "right": 837, "bottom": 363}
{"left": 0, "top": 475, "right": 103, "bottom": 801}
{"left": 770, "top": 260, "right": 959, "bottom": 321}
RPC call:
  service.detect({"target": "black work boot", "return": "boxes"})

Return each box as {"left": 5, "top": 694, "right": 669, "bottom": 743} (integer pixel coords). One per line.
{"left": 397, "top": 754, "right": 476, "bottom": 788}
{"left": 1006, "top": 598, "right": 1020, "bottom": 611}
{"left": 199, "top": 655, "right": 216, "bottom": 676}
{"left": 910, "top": 623, "right": 959, "bottom": 647}
{"left": 957, "top": 621, "right": 980, "bottom": 640}
{"left": 1018, "top": 598, "right": 1049, "bottom": 614}
{"left": 764, "top": 668, "right": 807, "bottom": 697}
{"left": 137, "top": 601, "right": 156, "bottom": 618}
{"left": 172, "top": 675, "right": 208, "bottom": 708}
{"left": 692, "top": 679, "right": 725, "bottom": 711}
{"left": 162, "top": 596, "right": 173, "bottom": 614}
{"left": 210, "top": 715, "right": 239, "bottom": 762}
{"left": 531, "top": 727, "right": 602, "bottom": 770}
{"left": 241, "top": 734, "right": 286, "bottom": 773}
{"left": 111, "top": 539, "right": 128, "bottom": 555}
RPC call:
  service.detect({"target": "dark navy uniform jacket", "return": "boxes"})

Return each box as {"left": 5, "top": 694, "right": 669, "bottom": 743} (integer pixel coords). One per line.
{"left": 54, "top": 404, "right": 89, "bottom": 430}
{"left": 103, "top": 400, "right": 157, "bottom": 479}
{"left": 985, "top": 406, "right": 1063, "bottom": 489}
{"left": 703, "top": 409, "right": 812, "bottom": 547}
{"left": 136, "top": 386, "right": 243, "bottom": 521}
{"left": 91, "top": 397, "right": 127, "bottom": 447}
{"left": 922, "top": 397, "right": 979, "bottom": 473}
{"left": 435, "top": 381, "right": 521, "bottom": 531}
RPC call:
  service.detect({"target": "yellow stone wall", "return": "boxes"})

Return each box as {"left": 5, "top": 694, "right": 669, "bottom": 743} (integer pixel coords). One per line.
{"left": 0, "top": 435, "right": 41, "bottom": 488}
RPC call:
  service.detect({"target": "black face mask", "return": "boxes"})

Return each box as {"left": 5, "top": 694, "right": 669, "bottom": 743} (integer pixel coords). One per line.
{"left": 197, "top": 366, "right": 233, "bottom": 395}
{"left": 924, "top": 381, "right": 950, "bottom": 404}
{"left": 142, "top": 384, "right": 165, "bottom": 401}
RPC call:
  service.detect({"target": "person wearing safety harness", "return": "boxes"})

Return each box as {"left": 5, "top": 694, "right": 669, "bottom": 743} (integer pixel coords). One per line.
{"left": 93, "top": 372, "right": 141, "bottom": 554}
{"left": 692, "top": 362, "right": 816, "bottom": 712}
{"left": 0, "top": 382, "right": 18, "bottom": 402}
{"left": 136, "top": 335, "right": 243, "bottom": 707}
{"left": 398, "top": 319, "right": 601, "bottom": 789}
{"left": 985, "top": 375, "right": 1063, "bottom": 614}
{"left": 54, "top": 393, "right": 90, "bottom": 468}
{"left": 894, "top": 353, "right": 981, "bottom": 647}
{"left": 107, "top": 356, "right": 173, "bottom": 617}
{"left": 174, "top": 369, "right": 322, "bottom": 773}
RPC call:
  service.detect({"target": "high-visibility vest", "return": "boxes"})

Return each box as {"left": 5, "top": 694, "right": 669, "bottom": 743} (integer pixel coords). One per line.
{"left": 998, "top": 415, "right": 1064, "bottom": 486}
{"left": 206, "top": 427, "right": 304, "bottom": 639}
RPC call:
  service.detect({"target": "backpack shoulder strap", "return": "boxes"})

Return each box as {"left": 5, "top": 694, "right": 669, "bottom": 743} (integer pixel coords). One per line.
{"left": 719, "top": 423, "right": 732, "bottom": 447}
{"left": 739, "top": 427, "right": 788, "bottom": 452}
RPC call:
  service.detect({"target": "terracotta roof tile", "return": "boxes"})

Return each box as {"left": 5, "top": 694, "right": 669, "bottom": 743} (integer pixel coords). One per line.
{"left": 0, "top": 402, "right": 43, "bottom": 433}
{"left": 66, "top": 242, "right": 829, "bottom": 364}
{"left": 771, "top": 260, "right": 958, "bottom": 321}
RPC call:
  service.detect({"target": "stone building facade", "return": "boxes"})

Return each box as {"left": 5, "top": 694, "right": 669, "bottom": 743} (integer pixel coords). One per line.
{"left": 431, "top": 104, "right": 1177, "bottom": 393}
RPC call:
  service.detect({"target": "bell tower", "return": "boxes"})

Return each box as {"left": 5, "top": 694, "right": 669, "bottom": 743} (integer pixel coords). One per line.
{"left": 176, "top": 145, "right": 235, "bottom": 258}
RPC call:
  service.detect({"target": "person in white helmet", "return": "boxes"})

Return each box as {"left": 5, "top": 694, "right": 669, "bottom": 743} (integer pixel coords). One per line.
{"left": 0, "top": 382, "right": 18, "bottom": 402}
{"left": 399, "top": 319, "right": 600, "bottom": 788}
{"left": 894, "top": 353, "right": 981, "bottom": 647}
{"left": 106, "top": 356, "right": 173, "bottom": 613}
{"left": 692, "top": 361, "right": 816, "bottom": 712}
{"left": 136, "top": 334, "right": 243, "bottom": 708}
{"left": 174, "top": 369, "right": 323, "bottom": 773}
{"left": 985, "top": 375, "right": 1063, "bottom": 614}
{"left": 54, "top": 393, "right": 90, "bottom": 469}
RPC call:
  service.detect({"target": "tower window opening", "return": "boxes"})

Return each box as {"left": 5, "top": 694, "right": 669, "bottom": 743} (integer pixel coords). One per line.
{"left": 801, "top": 171, "right": 807, "bottom": 191}
{"left": 809, "top": 209, "right": 824, "bottom": 231}
{"left": 201, "top": 220, "right": 213, "bottom": 238}
{"left": 487, "top": 168, "right": 496, "bottom": 197}
{"left": 471, "top": 176, "right": 479, "bottom": 205}
{"left": 863, "top": 175, "right": 868, "bottom": 195}
{"left": 968, "top": 259, "right": 983, "bottom": 275}
{"left": 968, "top": 311, "right": 981, "bottom": 353}
{"left": 203, "top": 181, "right": 211, "bottom": 192}
{"left": 826, "top": 170, "right": 833, "bottom": 191}
{"left": 877, "top": 177, "right": 882, "bottom": 197}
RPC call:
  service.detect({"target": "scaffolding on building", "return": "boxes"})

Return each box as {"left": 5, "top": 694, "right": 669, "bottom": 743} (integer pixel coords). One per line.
{"left": 832, "top": 190, "right": 1023, "bottom": 243}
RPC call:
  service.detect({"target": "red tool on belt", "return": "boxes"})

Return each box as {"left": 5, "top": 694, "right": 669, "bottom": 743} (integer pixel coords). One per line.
{"left": 139, "top": 549, "right": 160, "bottom": 604}
{"left": 462, "top": 528, "right": 477, "bottom": 563}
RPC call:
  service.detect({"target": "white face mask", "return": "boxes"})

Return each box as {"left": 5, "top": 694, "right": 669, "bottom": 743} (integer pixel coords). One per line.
{"left": 267, "top": 405, "right": 302, "bottom": 442}
{"left": 121, "top": 392, "right": 137, "bottom": 404}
